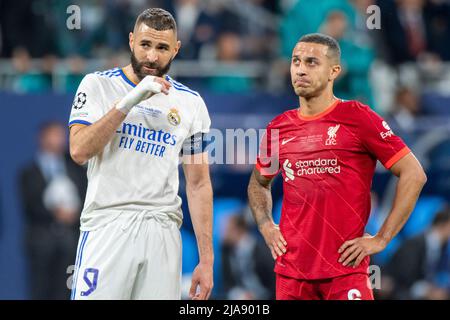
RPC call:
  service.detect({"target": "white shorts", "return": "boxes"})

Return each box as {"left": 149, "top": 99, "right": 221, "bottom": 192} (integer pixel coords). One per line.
{"left": 70, "top": 211, "right": 182, "bottom": 300}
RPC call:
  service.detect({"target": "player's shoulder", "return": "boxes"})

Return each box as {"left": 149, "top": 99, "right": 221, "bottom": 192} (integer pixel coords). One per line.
{"left": 79, "top": 67, "right": 122, "bottom": 86}
{"left": 336, "top": 99, "right": 380, "bottom": 120}
{"left": 93, "top": 67, "right": 122, "bottom": 79}
{"left": 267, "top": 109, "right": 298, "bottom": 129}
{"left": 338, "top": 99, "right": 373, "bottom": 113}
{"left": 337, "top": 99, "right": 384, "bottom": 127}
{"left": 166, "top": 75, "right": 201, "bottom": 99}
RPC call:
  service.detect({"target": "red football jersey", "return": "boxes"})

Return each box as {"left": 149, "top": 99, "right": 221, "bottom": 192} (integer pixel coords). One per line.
{"left": 256, "top": 99, "right": 410, "bottom": 280}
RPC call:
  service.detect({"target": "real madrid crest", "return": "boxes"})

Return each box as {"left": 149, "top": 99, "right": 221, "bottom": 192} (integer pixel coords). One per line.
{"left": 167, "top": 108, "right": 181, "bottom": 126}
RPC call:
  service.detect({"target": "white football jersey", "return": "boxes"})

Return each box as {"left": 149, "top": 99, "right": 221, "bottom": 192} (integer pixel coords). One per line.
{"left": 69, "top": 68, "right": 211, "bottom": 231}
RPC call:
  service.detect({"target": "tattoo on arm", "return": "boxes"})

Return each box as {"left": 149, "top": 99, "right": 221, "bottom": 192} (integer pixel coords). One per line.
{"left": 248, "top": 169, "right": 275, "bottom": 228}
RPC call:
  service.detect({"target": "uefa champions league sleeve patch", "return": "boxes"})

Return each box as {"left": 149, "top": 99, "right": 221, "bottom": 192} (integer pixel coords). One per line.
{"left": 72, "top": 92, "right": 87, "bottom": 110}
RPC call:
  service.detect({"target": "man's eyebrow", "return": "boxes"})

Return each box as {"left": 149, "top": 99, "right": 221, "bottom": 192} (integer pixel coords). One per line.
{"left": 139, "top": 39, "right": 170, "bottom": 47}
{"left": 291, "top": 55, "right": 320, "bottom": 61}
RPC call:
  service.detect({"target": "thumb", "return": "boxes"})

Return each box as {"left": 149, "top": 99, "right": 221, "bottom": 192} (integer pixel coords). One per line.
{"left": 189, "top": 278, "right": 199, "bottom": 298}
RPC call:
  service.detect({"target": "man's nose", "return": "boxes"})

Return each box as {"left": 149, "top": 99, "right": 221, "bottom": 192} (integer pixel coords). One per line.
{"left": 295, "top": 62, "right": 307, "bottom": 76}
{"left": 147, "top": 49, "right": 158, "bottom": 63}
{"left": 296, "top": 68, "right": 307, "bottom": 77}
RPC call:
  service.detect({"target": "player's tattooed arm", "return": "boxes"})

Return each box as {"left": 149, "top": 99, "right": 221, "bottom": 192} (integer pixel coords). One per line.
{"left": 182, "top": 152, "right": 214, "bottom": 300}
{"left": 248, "top": 169, "right": 273, "bottom": 228}
{"left": 339, "top": 153, "right": 427, "bottom": 268}
{"left": 248, "top": 169, "right": 287, "bottom": 259}
{"left": 69, "top": 107, "right": 127, "bottom": 165}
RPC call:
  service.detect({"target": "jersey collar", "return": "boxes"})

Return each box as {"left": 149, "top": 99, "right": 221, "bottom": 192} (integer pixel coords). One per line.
{"left": 297, "top": 99, "right": 341, "bottom": 121}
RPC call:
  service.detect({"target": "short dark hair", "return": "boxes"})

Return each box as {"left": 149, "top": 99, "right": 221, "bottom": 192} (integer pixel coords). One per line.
{"left": 134, "top": 8, "right": 177, "bottom": 32}
{"left": 432, "top": 208, "right": 450, "bottom": 227}
{"left": 298, "top": 33, "right": 341, "bottom": 63}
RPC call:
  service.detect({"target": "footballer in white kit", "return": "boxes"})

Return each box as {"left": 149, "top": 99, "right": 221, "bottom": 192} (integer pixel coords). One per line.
{"left": 68, "top": 8, "right": 214, "bottom": 300}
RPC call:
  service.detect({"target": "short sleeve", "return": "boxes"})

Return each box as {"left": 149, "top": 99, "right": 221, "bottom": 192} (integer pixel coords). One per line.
{"left": 181, "top": 96, "right": 212, "bottom": 155}
{"left": 358, "top": 105, "right": 410, "bottom": 169}
{"left": 189, "top": 96, "right": 211, "bottom": 136}
{"left": 68, "top": 74, "right": 104, "bottom": 127}
{"left": 255, "top": 122, "right": 281, "bottom": 178}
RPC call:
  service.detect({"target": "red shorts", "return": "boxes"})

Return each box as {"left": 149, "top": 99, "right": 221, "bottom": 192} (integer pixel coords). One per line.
{"left": 276, "top": 273, "right": 374, "bottom": 300}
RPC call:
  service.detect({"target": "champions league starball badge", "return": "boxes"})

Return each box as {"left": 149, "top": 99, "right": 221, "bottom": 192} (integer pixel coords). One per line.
{"left": 73, "top": 92, "right": 87, "bottom": 110}
{"left": 167, "top": 108, "right": 181, "bottom": 126}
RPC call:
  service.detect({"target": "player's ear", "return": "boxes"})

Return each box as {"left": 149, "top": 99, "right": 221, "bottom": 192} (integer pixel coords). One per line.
{"left": 129, "top": 32, "right": 134, "bottom": 51}
{"left": 329, "top": 64, "right": 341, "bottom": 81}
{"left": 172, "top": 40, "right": 181, "bottom": 59}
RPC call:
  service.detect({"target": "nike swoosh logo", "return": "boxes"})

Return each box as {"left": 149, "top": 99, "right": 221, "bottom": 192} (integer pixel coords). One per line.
{"left": 282, "top": 137, "right": 296, "bottom": 145}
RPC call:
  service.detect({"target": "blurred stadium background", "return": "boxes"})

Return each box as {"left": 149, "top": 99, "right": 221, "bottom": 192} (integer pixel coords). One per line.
{"left": 0, "top": 0, "right": 449, "bottom": 300}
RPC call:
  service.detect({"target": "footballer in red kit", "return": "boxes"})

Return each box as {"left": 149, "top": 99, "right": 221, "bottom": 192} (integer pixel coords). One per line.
{"left": 248, "top": 33, "right": 427, "bottom": 300}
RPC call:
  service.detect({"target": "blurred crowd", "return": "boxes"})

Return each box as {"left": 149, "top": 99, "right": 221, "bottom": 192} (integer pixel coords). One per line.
{"left": 2, "top": 0, "right": 450, "bottom": 300}
{"left": 0, "top": 0, "right": 449, "bottom": 113}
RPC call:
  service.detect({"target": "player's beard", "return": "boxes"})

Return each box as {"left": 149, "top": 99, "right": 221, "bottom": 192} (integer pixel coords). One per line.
{"left": 130, "top": 50, "right": 173, "bottom": 80}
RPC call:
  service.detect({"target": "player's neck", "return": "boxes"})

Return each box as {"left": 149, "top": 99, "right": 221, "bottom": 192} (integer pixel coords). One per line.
{"left": 299, "top": 92, "right": 337, "bottom": 118}
{"left": 123, "top": 64, "right": 141, "bottom": 85}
